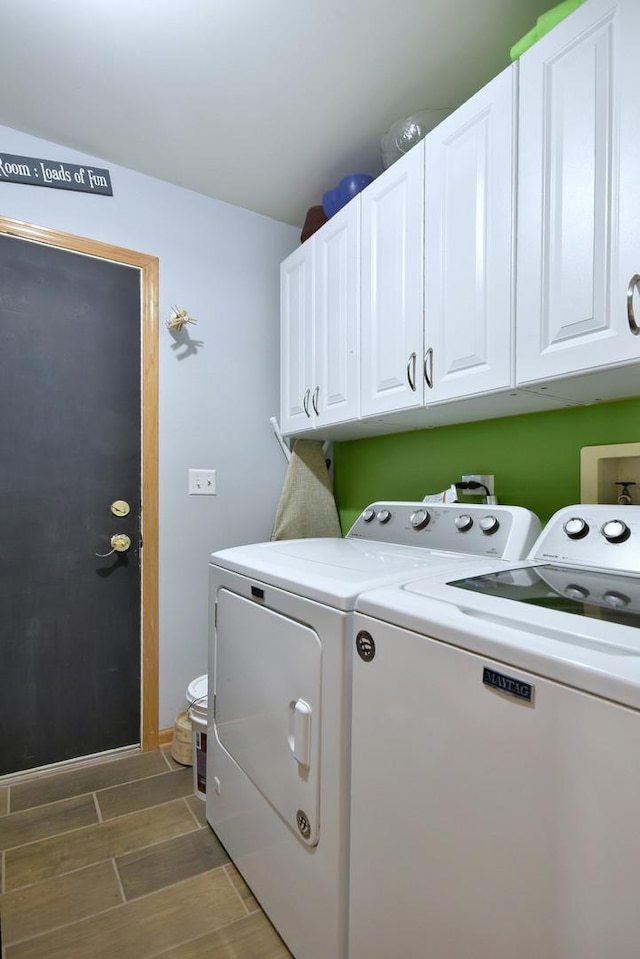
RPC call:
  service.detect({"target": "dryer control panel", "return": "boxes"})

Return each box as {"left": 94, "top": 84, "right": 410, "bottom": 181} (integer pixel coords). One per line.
{"left": 347, "top": 502, "right": 541, "bottom": 562}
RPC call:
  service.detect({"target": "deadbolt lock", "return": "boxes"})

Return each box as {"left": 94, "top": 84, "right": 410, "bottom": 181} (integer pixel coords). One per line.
{"left": 111, "top": 500, "right": 131, "bottom": 517}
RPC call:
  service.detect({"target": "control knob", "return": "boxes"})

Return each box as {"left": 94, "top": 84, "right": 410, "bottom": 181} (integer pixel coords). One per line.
{"left": 455, "top": 514, "right": 473, "bottom": 532}
{"left": 377, "top": 509, "right": 392, "bottom": 525}
{"left": 563, "top": 517, "right": 589, "bottom": 540}
{"left": 362, "top": 508, "right": 376, "bottom": 523}
{"left": 603, "top": 591, "right": 631, "bottom": 609}
{"left": 602, "top": 520, "right": 630, "bottom": 544}
{"left": 410, "top": 508, "right": 430, "bottom": 530}
{"left": 565, "top": 584, "right": 590, "bottom": 601}
{"left": 479, "top": 515, "right": 499, "bottom": 535}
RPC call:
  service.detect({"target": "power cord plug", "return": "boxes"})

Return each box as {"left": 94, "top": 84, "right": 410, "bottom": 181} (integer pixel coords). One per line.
{"left": 455, "top": 481, "right": 491, "bottom": 498}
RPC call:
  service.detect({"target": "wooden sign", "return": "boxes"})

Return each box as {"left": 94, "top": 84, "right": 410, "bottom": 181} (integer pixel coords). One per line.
{"left": 0, "top": 153, "right": 113, "bottom": 195}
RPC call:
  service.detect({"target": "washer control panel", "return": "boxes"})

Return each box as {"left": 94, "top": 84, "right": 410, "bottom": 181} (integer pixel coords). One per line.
{"left": 534, "top": 505, "right": 640, "bottom": 574}
{"left": 347, "top": 502, "right": 542, "bottom": 561}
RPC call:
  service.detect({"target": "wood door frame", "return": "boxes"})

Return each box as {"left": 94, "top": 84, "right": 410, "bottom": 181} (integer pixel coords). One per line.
{"left": 0, "top": 214, "right": 159, "bottom": 751}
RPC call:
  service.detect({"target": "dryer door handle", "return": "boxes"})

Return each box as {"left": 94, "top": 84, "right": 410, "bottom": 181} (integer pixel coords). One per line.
{"left": 288, "top": 699, "right": 312, "bottom": 767}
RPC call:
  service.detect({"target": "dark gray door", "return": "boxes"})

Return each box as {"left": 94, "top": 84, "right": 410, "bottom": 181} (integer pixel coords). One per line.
{"left": 0, "top": 234, "right": 142, "bottom": 776}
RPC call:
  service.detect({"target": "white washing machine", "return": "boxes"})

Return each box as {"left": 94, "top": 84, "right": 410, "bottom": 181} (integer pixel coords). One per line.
{"left": 205, "top": 501, "right": 540, "bottom": 959}
{"left": 349, "top": 504, "right": 640, "bottom": 959}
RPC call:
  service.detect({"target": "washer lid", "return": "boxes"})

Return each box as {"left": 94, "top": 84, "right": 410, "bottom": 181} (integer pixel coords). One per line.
{"left": 448, "top": 564, "right": 640, "bottom": 627}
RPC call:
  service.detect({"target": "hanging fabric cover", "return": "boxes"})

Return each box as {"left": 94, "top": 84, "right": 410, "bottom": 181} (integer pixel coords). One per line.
{"left": 271, "top": 439, "right": 341, "bottom": 540}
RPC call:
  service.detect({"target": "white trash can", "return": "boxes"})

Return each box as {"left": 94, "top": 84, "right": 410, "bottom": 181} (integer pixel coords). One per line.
{"left": 186, "top": 674, "right": 208, "bottom": 801}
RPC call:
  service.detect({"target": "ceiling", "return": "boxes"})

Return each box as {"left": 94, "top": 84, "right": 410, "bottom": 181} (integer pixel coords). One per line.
{"left": 0, "top": 0, "right": 552, "bottom": 228}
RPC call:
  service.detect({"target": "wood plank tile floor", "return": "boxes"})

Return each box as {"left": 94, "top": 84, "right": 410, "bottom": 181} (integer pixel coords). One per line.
{"left": 0, "top": 750, "right": 292, "bottom": 959}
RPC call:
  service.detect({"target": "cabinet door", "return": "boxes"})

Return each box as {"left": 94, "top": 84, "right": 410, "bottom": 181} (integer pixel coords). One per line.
{"left": 517, "top": 0, "right": 640, "bottom": 385}
{"left": 280, "top": 242, "right": 314, "bottom": 434}
{"left": 314, "top": 198, "right": 360, "bottom": 426}
{"left": 361, "top": 142, "right": 425, "bottom": 416}
{"left": 424, "top": 66, "right": 515, "bottom": 403}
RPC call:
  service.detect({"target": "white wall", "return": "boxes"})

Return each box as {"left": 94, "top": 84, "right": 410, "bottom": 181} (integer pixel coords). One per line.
{"left": 0, "top": 125, "right": 299, "bottom": 728}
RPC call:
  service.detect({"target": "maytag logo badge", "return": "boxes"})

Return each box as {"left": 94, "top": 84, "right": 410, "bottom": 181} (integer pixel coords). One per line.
{"left": 356, "top": 630, "right": 376, "bottom": 662}
{"left": 482, "top": 667, "right": 534, "bottom": 703}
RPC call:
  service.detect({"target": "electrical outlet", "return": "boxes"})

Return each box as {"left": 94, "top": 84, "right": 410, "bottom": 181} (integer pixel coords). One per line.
{"left": 461, "top": 474, "right": 495, "bottom": 496}
{"left": 189, "top": 469, "right": 217, "bottom": 495}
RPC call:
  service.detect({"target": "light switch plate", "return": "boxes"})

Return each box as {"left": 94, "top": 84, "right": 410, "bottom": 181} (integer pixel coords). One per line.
{"left": 189, "top": 469, "right": 217, "bottom": 495}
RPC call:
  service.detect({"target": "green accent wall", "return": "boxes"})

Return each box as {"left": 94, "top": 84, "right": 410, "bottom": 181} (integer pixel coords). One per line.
{"left": 333, "top": 396, "right": 640, "bottom": 532}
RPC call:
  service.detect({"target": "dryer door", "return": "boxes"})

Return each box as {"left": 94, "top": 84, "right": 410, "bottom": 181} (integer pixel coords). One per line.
{"left": 214, "top": 589, "right": 322, "bottom": 844}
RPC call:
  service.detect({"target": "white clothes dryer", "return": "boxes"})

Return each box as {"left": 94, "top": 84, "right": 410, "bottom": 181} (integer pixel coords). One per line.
{"left": 349, "top": 504, "right": 640, "bottom": 959}
{"left": 206, "top": 501, "right": 541, "bottom": 959}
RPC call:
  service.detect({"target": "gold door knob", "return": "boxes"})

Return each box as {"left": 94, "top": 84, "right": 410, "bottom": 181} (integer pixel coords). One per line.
{"left": 110, "top": 533, "right": 131, "bottom": 552}
{"left": 96, "top": 533, "right": 132, "bottom": 557}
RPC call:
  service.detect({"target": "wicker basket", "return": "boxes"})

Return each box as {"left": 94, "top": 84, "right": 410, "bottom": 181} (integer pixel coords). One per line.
{"left": 170, "top": 709, "right": 193, "bottom": 766}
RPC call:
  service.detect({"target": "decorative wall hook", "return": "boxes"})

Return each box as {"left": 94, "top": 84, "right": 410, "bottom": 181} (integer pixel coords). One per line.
{"left": 166, "top": 305, "right": 197, "bottom": 332}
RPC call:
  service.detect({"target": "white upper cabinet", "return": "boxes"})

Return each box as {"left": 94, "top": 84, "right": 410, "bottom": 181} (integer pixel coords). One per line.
{"left": 360, "top": 142, "right": 425, "bottom": 417}
{"left": 314, "top": 199, "right": 360, "bottom": 426}
{"left": 280, "top": 241, "right": 314, "bottom": 435}
{"left": 516, "top": 0, "right": 640, "bottom": 385}
{"left": 280, "top": 198, "right": 360, "bottom": 435}
{"left": 424, "top": 65, "right": 516, "bottom": 403}
{"left": 279, "top": 0, "right": 640, "bottom": 440}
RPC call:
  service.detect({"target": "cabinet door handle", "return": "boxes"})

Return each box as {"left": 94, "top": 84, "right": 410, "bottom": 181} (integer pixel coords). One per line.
{"left": 407, "top": 352, "right": 417, "bottom": 392}
{"left": 312, "top": 386, "right": 320, "bottom": 416}
{"left": 303, "top": 388, "right": 311, "bottom": 417}
{"left": 423, "top": 348, "right": 434, "bottom": 389}
{"left": 627, "top": 274, "right": 640, "bottom": 335}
